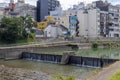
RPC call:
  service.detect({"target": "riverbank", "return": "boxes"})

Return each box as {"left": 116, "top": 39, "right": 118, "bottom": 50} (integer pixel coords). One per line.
{"left": 0, "top": 65, "right": 50, "bottom": 80}
{"left": 89, "top": 61, "right": 120, "bottom": 80}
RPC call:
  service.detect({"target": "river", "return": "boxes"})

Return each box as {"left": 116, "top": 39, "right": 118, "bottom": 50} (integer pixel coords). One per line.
{"left": 0, "top": 48, "right": 119, "bottom": 79}
{"left": 39, "top": 48, "right": 120, "bottom": 59}
{"left": 0, "top": 59, "right": 98, "bottom": 79}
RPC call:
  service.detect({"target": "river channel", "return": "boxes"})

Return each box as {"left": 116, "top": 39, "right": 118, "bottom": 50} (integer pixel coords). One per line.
{"left": 37, "top": 48, "right": 120, "bottom": 59}
{"left": 0, "top": 48, "right": 120, "bottom": 79}
{"left": 0, "top": 59, "right": 98, "bottom": 79}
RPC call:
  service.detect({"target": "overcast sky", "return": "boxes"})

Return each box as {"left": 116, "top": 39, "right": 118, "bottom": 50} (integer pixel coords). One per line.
{"left": 0, "top": 0, "right": 120, "bottom": 10}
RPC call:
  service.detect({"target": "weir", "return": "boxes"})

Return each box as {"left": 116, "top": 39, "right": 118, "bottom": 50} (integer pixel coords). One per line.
{"left": 22, "top": 52, "right": 118, "bottom": 68}
{"left": 22, "top": 52, "right": 62, "bottom": 63}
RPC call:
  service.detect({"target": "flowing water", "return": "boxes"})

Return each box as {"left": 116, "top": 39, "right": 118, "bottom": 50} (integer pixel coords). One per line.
{"left": 0, "top": 59, "right": 98, "bottom": 79}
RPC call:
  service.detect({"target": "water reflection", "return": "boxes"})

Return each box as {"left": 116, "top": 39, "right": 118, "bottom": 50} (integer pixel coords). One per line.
{"left": 76, "top": 48, "right": 120, "bottom": 59}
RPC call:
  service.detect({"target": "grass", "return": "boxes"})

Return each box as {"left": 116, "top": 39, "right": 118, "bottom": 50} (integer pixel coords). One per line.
{"left": 51, "top": 74, "right": 75, "bottom": 80}
{"left": 0, "top": 38, "right": 36, "bottom": 47}
{"left": 109, "top": 71, "right": 120, "bottom": 80}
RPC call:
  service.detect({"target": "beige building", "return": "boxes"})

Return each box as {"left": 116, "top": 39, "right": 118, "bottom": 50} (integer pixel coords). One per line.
{"left": 59, "top": 10, "right": 77, "bottom": 29}
{"left": 59, "top": 11, "right": 72, "bottom": 29}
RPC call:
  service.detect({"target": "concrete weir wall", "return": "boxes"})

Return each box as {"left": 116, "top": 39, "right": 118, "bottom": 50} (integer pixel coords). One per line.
{"left": 22, "top": 52, "right": 62, "bottom": 63}
{"left": 22, "top": 52, "right": 118, "bottom": 68}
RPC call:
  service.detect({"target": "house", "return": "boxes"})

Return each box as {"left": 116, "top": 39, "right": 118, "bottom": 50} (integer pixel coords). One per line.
{"left": 44, "top": 23, "right": 68, "bottom": 38}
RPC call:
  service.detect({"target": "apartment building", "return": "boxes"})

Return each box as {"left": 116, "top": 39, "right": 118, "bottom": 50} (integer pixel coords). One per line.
{"left": 1, "top": 0, "right": 36, "bottom": 20}
{"left": 37, "top": 0, "right": 60, "bottom": 22}
{"left": 93, "top": 0, "right": 120, "bottom": 37}
{"left": 14, "top": 1, "right": 36, "bottom": 20}
{"left": 59, "top": 0, "right": 120, "bottom": 38}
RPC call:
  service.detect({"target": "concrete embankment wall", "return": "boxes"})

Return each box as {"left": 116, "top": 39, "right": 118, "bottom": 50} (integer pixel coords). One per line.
{"left": 22, "top": 52, "right": 118, "bottom": 68}
{"left": 72, "top": 37, "right": 120, "bottom": 43}
{"left": 0, "top": 45, "right": 71, "bottom": 60}
{"left": 0, "top": 48, "right": 26, "bottom": 59}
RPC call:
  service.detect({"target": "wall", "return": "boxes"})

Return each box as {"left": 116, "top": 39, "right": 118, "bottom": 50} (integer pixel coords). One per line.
{"left": 77, "top": 9, "right": 99, "bottom": 37}
{"left": 77, "top": 10, "right": 89, "bottom": 37}
{"left": 22, "top": 52, "right": 118, "bottom": 68}
{"left": 37, "top": 0, "right": 48, "bottom": 21}
{"left": 88, "top": 9, "right": 99, "bottom": 37}
{"left": 59, "top": 15, "right": 69, "bottom": 28}
{"left": 44, "top": 24, "right": 62, "bottom": 38}
{"left": 0, "top": 45, "right": 71, "bottom": 60}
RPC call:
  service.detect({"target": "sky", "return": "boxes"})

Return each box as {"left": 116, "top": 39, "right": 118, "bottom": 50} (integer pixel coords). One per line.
{"left": 0, "top": 0, "right": 120, "bottom": 10}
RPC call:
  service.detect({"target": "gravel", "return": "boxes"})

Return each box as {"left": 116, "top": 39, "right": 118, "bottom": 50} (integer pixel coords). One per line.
{"left": 0, "top": 65, "right": 51, "bottom": 80}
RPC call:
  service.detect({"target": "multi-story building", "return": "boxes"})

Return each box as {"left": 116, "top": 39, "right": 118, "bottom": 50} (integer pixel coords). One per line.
{"left": 93, "top": 0, "right": 120, "bottom": 37}
{"left": 59, "top": 1, "right": 120, "bottom": 38}
{"left": 37, "top": 0, "right": 60, "bottom": 22}
{"left": 14, "top": 1, "right": 36, "bottom": 20}
{"left": 2, "top": 0, "right": 36, "bottom": 20}
{"left": 99, "top": 11, "right": 109, "bottom": 37}
{"left": 48, "top": 0, "right": 60, "bottom": 11}
{"left": 77, "top": 8, "right": 101, "bottom": 37}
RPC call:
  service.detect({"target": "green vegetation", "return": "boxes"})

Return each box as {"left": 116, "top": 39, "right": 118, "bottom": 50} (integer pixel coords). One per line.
{"left": 103, "top": 42, "right": 111, "bottom": 48}
{"left": 51, "top": 74, "right": 75, "bottom": 80}
{"left": 0, "top": 15, "right": 36, "bottom": 44}
{"left": 92, "top": 42, "right": 99, "bottom": 49}
{"left": 109, "top": 71, "right": 120, "bottom": 80}
{"left": 92, "top": 42, "right": 120, "bottom": 49}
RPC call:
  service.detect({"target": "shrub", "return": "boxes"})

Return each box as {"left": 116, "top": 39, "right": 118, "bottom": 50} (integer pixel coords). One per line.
{"left": 109, "top": 71, "right": 120, "bottom": 80}
{"left": 103, "top": 42, "right": 111, "bottom": 48}
{"left": 92, "top": 42, "right": 98, "bottom": 49}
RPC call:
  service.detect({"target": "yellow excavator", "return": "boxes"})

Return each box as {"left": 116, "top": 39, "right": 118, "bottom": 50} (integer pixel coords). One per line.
{"left": 37, "top": 16, "right": 55, "bottom": 30}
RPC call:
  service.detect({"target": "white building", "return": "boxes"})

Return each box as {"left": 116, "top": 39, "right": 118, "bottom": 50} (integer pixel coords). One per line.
{"left": 77, "top": 8, "right": 101, "bottom": 37}
{"left": 44, "top": 24, "right": 68, "bottom": 38}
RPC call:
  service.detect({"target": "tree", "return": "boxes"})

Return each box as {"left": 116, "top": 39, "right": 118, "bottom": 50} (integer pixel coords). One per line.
{"left": 0, "top": 15, "right": 36, "bottom": 44}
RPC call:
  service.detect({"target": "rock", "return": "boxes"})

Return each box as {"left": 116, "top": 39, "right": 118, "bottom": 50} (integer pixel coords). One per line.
{"left": 0, "top": 65, "right": 50, "bottom": 80}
